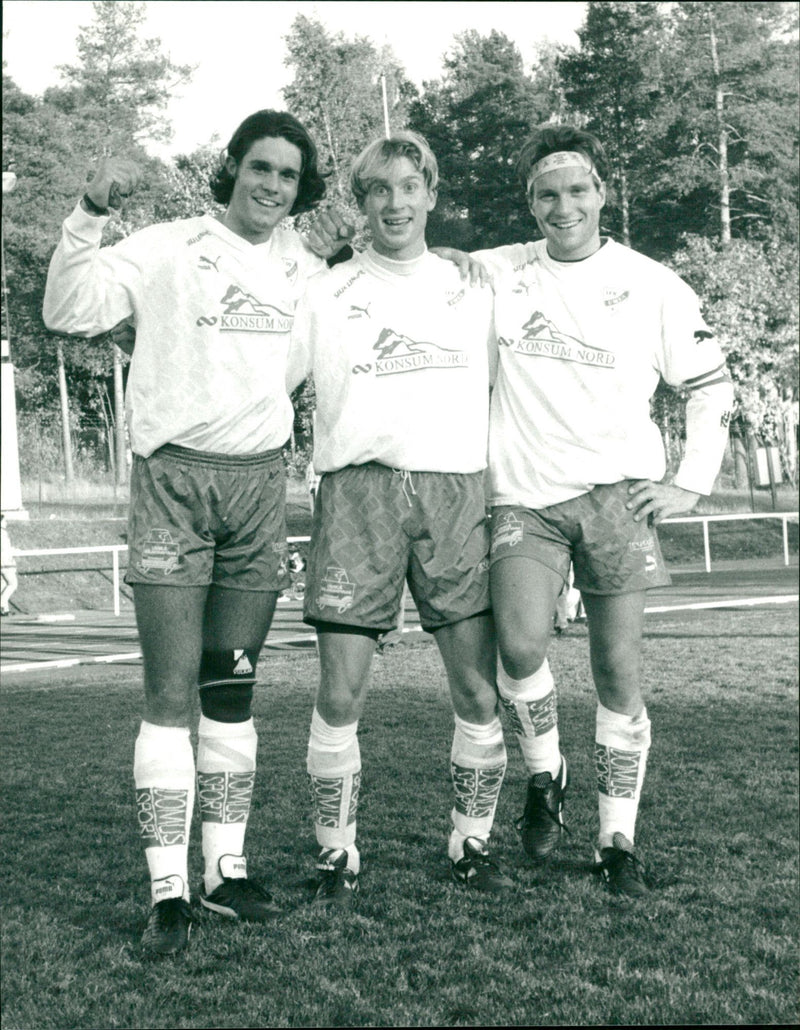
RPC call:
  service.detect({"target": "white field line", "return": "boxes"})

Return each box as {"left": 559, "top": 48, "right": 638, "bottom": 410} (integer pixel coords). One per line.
{"left": 3, "top": 652, "right": 143, "bottom": 673}
{"left": 2, "top": 595, "right": 796, "bottom": 673}
{"left": 644, "top": 594, "right": 798, "bottom": 613}
{"left": 2, "top": 633, "right": 319, "bottom": 673}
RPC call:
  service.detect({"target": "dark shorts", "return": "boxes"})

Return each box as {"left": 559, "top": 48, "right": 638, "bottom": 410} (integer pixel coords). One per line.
{"left": 489, "top": 481, "right": 671, "bottom": 595}
{"left": 304, "top": 464, "right": 490, "bottom": 633}
{"left": 125, "top": 444, "right": 290, "bottom": 592}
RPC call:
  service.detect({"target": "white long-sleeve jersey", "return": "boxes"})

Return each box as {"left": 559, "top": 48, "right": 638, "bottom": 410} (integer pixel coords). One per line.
{"left": 476, "top": 239, "right": 734, "bottom": 509}
{"left": 43, "top": 204, "right": 326, "bottom": 457}
{"left": 287, "top": 247, "right": 495, "bottom": 473}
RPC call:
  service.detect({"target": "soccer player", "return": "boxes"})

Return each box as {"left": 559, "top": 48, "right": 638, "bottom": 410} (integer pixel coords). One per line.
{"left": 43, "top": 110, "right": 345, "bottom": 954}
{"left": 0, "top": 515, "right": 18, "bottom": 616}
{"left": 470, "top": 125, "right": 734, "bottom": 896}
{"left": 287, "top": 131, "right": 512, "bottom": 904}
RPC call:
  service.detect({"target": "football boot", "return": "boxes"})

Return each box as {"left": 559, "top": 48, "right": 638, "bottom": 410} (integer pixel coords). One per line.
{"left": 450, "top": 837, "right": 514, "bottom": 893}
{"left": 593, "top": 832, "right": 649, "bottom": 897}
{"left": 516, "top": 756, "right": 569, "bottom": 861}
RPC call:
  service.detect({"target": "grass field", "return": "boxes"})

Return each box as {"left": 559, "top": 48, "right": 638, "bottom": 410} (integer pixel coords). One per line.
{"left": 1, "top": 605, "right": 797, "bottom": 1028}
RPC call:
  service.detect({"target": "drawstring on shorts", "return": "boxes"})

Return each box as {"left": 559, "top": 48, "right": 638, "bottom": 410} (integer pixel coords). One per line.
{"left": 393, "top": 469, "right": 418, "bottom": 508}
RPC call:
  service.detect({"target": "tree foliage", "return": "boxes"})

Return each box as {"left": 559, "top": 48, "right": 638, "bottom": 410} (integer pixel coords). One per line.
{"left": 557, "top": 1, "right": 671, "bottom": 248}
{"left": 555, "top": 2, "right": 798, "bottom": 454}
{"left": 283, "top": 14, "right": 414, "bottom": 223}
{"left": 46, "top": 0, "right": 192, "bottom": 149}
{"left": 667, "top": 234, "right": 799, "bottom": 442}
{"left": 3, "top": 1, "right": 193, "bottom": 429}
{"left": 649, "top": 1, "right": 799, "bottom": 249}
{"left": 408, "top": 30, "right": 557, "bottom": 248}
{"left": 3, "top": 2, "right": 797, "bottom": 482}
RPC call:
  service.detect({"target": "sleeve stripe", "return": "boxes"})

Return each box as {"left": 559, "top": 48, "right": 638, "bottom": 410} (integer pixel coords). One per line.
{"left": 683, "top": 363, "right": 726, "bottom": 386}
{"left": 686, "top": 374, "right": 733, "bottom": 391}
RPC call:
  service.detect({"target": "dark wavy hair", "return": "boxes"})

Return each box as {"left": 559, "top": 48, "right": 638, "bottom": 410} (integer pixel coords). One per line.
{"left": 516, "top": 125, "right": 610, "bottom": 194}
{"left": 210, "top": 110, "right": 326, "bottom": 215}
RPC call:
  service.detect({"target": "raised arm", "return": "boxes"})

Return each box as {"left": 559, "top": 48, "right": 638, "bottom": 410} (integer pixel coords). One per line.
{"left": 43, "top": 158, "right": 142, "bottom": 337}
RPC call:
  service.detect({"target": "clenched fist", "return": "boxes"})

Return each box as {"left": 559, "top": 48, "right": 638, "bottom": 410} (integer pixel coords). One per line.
{"left": 84, "top": 157, "right": 142, "bottom": 212}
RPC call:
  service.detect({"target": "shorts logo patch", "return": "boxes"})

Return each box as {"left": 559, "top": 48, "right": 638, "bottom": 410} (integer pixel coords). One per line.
{"left": 316, "top": 565, "right": 356, "bottom": 614}
{"left": 139, "top": 529, "right": 181, "bottom": 575}
{"left": 492, "top": 512, "right": 524, "bottom": 552}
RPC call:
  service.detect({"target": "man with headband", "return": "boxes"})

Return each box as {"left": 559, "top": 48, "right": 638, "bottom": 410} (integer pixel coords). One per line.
{"left": 467, "top": 125, "right": 733, "bottom": 897}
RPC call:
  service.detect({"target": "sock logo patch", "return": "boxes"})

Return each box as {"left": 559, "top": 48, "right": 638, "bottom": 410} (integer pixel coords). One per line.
{"left": 526, "top": 692, "right": 557, "bottom": 735}
{"left": 595, "top": 744, "right": 640, "bottom": 798}
{"left": 500, "top": 691, "right": 556, "bottom": 736}
{"left": 136, "top": 787, "right": 189, "bottom": 846}
{"left": 197, "top": 771, "right": 254, "bottom": 823}
{"left": 451, "top": 763, "right": 506, "bottom": 818}
{"left": 499, "top": 695, "right": 525, "bottom": 737}
{"left": 309, "top": 772, "right": 361, "bottom": 828}
{"left": 347, "top": 772, "right": 361, "bottom": 823}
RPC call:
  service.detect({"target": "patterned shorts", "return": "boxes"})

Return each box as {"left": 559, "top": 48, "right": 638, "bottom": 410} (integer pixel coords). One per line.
{"left": 489, "top": 481, "right": 671, "bottom": 595}
{"left": 125, "top": 444, "right": 290, "bottom": 592}
{"left": 304, "top": 464, "right": 491, "bottom": 633}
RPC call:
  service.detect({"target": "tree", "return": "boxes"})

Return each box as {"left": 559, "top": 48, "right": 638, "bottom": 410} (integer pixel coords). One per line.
{"left": 3, "top": 2, "right": 192, "bottom": 483}
{"left": 153, "top": 145, "right": 224, "bottom": 222}
{"left": 557, "top": 1, "right": 671, "bottom": 248}
{"left": 283, "top": 14, "right": 413, "bottom": 217}
{"left": 409, "top": 30, "right": 556, "bottom": 248}
{"left": 666, "top": 234, "right": 799, "bottom": 482}
{"left": 653, "top": 2, "right": 799, "bottom": 249}
{"left": 46, "top": 0, "right": 192, "bottom": 151}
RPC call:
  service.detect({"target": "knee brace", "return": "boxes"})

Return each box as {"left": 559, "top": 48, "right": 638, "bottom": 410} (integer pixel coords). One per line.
{"left": 198, "top": 649, "right": 258, "bottom": 723}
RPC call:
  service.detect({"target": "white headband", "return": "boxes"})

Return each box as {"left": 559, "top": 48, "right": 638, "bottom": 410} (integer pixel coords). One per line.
{"left": 527, "top": 151, "right": 600, "bottom": 189}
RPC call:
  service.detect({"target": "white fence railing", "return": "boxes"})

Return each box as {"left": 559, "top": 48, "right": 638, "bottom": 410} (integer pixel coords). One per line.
{"left": 660, "top": 511, "right": 798, "bottom": 573}
{"left": 12, "top": 517, "right": 798, "bottom": 616}
{"left": 14, "top": 544, "right": 129, "bottom": 617}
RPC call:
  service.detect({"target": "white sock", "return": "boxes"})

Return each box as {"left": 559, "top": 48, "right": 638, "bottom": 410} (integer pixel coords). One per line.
{"left": 595, "top": 702, "right": 651, "bottom": 850}
{"left": 307, "top": 708, "right": 361, "bottom": 872}
{"left": 448, "top": 713, "right": 506, "bottom": 862}
{"left": 497, "top": 659, "right": 561, "bottom": 778}
{"left": 133, "top": 721, "right": 194, "bottom": 905}
{"left": 196, "top": 715, "right": 258, "bottom": 895}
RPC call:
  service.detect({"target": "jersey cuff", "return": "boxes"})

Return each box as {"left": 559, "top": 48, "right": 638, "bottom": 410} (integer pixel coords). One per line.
{"left": 326, "top": 244, "right": 354, "bottom": 269}
{"left": 66, "top": 202, "right": 110, "bottom": 239}
{"left": 672, "top": 468, "right": 714, "bottom": 497}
